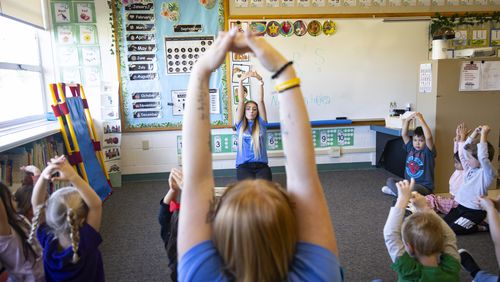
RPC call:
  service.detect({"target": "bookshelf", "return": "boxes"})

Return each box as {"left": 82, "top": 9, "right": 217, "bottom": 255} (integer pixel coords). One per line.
{"left": 0, "top": 123, "right": 64, "bottom": 193}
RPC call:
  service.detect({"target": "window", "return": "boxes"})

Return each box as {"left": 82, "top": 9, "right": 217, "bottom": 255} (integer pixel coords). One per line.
{"left": 0, "top": 15, "right": 47, "bottom": 127}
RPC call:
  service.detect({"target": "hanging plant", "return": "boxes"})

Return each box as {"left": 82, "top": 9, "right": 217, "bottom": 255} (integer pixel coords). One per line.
{"left": 430, "top": 12, "right": 500, "bottom": 38}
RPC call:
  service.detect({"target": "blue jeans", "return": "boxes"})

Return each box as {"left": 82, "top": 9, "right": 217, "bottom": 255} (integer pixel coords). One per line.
{"left": 475, "top": 270, "right": 499, "bottom": 282}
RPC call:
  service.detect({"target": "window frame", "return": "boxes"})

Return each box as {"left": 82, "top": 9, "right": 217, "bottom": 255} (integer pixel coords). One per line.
{"left": 0, "top": 15, "right": 49, "bottom": 129}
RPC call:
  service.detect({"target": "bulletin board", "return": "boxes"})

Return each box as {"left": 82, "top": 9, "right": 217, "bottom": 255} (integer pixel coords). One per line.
{"left": 112, "top": 0, "right": 230, "bottom": 132}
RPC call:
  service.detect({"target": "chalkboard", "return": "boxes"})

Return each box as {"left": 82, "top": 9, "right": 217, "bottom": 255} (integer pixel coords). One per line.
{"left": 229, "top": 18, "right": 429, "bottom": 123}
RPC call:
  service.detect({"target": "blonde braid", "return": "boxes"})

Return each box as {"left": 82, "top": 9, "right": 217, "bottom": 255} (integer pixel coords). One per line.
{"left": 67, "top": 208, "right": 80, "bottom": 263}
{"left": 28, "top": 204, "right": 45, "bottom": 246}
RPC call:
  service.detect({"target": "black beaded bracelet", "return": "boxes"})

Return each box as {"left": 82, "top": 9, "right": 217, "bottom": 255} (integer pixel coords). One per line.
{"left": 271, "top": 61, "right": 293, "bottom": 80}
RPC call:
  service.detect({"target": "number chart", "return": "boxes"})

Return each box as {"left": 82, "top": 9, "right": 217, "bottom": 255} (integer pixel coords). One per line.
{"left": 176, "top": 128, "right": 354, "bottom": 154}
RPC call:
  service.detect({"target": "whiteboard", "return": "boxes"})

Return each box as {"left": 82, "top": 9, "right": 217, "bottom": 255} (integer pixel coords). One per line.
{"left": 231, "top": 19, "right": 429, "bottom": 123}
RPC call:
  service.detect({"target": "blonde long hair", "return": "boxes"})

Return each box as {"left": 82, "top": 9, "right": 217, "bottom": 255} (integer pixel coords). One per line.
{"left": 238, "top": 101, "right": 262, "bottom": 159}
{"left": 402, "top": 212, "right": 444, "bottom": 256}
{"left": 29, "top": 187, "right": 88, "bottom": 263}
{"left": 213, "top": 180, "right": 297, "bottom": 282}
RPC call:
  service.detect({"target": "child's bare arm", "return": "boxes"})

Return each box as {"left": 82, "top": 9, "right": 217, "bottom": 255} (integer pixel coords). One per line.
{"left": 401, "top": 114, "right": 413, "bottom": 145}
{"left": 478, "top": 125, "right": 497, "bottom": 185}
{"left": 178, "top": 31, "right": 235, "bottom": 258}
{"left": 415, "top": 112, "right": 434, "bottom": 150}
{"left": 234, "top": 72, "right": 250, "bottom": 125}
{"left": 478, "top": 196, "right": 500, "bottom": 269}
{"left": 243, "top": 33, "right": 337, "bottom": 255}
{"left": 253, "top": 72, "right": 267, "bottom": 121}
{"left": 31, "top": 164, "right": 54, "bottom": 212}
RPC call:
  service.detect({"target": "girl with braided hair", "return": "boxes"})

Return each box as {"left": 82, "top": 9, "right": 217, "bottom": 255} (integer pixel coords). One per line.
{"left": 0, "top": 182, "right": 44, "bottom": 281}
{"left": 29, "top": 155, "right": 104, "bottom": 281}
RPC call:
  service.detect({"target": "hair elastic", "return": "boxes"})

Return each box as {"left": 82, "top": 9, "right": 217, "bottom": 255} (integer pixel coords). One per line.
{"left": 271, "top": 61, "right": 294, "bottom": 79}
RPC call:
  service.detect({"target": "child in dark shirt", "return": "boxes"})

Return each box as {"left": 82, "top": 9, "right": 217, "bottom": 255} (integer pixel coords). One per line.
{"left": 382, "top": 112, "right": 436, "bottom": 197}
{"left": 158, "top": 168, "right": 182, "bottom": 282}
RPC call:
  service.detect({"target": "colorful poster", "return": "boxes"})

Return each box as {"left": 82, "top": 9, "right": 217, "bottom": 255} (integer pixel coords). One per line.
{"left": 57, "top": 25, "right": 75, "bottom": 44}
{"left": 234, "top": 0, "right": 250, "bottom": 7}
{"left": 459, "top": 62, "right": 481, "bottom": 91}
{"left": 491, "top": 29, "right": 500, "bottom": 46}
{"left": 53, "top": 2, "right": 71, "bottom": 23}
{"left": 58, "top": 46, "right": 79, "bottom": 66}
{"left": 281, "top": 0, "right": 295, "bottom": 6}
{"left": 116, "top": 0, "right": 228, "bottom": 130}
{"left": 312, "top": 0, "right": 326, "bottom": 6}
{"left": 297, "top": 0, "right": 311, "bottom": 6}
{"left": 79, "top": 25, "right": 97, "bottom": 44}
{"left": 266, "top": 0, "right": 280, "bottom": 6}
{"left": 470, "top": 29, "right": 488, "bottom": 47}
{"left": 75, "top": 2, "right": 96, "bottom": 23}
{"left": 83, "top": 67, "right": 101, "bottom": 87}
{"left": 328, "top": 0, "right": 342, "bottom": 6}
{"left": 250, "top": 0, "right": 265, "bottom": 6}
{"left": 60, "top": 68, "right": 81, "bottom": 83}
{"left": 81, "top": 47, "right": 101, "bottom": 66}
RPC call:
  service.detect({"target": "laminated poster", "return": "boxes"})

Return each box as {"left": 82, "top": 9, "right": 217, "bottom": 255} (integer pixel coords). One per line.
{"left": 459, "top": 62, "right": 481, "bottom": 91}
{"left": 266, "top": 0, "right": 280, "bottom": 6}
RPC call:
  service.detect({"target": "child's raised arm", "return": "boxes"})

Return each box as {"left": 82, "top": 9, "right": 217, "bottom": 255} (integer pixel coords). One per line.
{"left": 478, "top": 125, "right": 497, "bottom": 185}
{"left": 178, "top": 30, "right": 236, "bottom": 258}
{"left": 244, "top": 32, "right": 337, "bottom": 255}
{"left": 253, "top": 71, "right": 267, "bottom": 122}
{"left": 48, "top": 156, "right": 102, "bottom": 231}
{"left": 234, "top": 72, "right": 250, "bottom": 125}
{"left": 415, "top": 112, "right": 434, "bottom": 150}
{"left": 401, "top": 113, "right": 415, "bottom": 145}
{"left": 478, "top": 196, "right": 500, "bottom": 269}
{"left": 384, "top": 179, "right": 413, "bottom": 262}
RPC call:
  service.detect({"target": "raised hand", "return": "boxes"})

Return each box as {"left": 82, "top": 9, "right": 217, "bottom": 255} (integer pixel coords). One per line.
{"left": 20, "top": 165, "right": 41, "bottom": 177}
{"left": 194, "top": 29, "right": 237, "bottom": 75}
{"left": 42, "top": 156, "right": 78, "bottom": 182}
{"left": 478, "top": 196, "right": 496, "bottom": 212}
{"left": 232, "top": 32, "right": 288, "bottom": 72}
{"left": 395, "top": 179, "right": 415, "bottom": 208}
{"left": 168, "top": 168, "right": 183, "bottom": 192}
{"left": 481, "top": 125, "right": 490, "bottom": 135}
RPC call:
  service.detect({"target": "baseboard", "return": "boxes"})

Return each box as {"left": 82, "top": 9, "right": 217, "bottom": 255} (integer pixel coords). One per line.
{"left": 122, "top": 162, "right": 374, "bottom": 183}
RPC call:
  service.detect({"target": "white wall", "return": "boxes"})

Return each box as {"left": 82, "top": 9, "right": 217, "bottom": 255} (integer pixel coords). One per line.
{"left": 93, "top": 4, "right": 379, "bottom": 175}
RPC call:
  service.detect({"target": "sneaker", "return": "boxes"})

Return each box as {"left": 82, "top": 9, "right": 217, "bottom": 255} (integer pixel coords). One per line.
{"left": 458, "top": 249, "right": 480, "bottom": 278}
{"left": 381, "top": 186, "right": 396, "bottom": 196}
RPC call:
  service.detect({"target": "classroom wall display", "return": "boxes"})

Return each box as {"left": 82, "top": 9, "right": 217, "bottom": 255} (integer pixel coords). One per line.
{"left": 176, "top": 127, "right": 355, "bottom": 154}
{"left": 49, "top": 0, "right": 102, "bottom": 87}
{"left": 228, "top": 18, "right": 429, "bottom": 122}
{"left": 112, "top": 0, "right": 230, "bottom": 131}
{"left": 459, "top": 61, "right": 500, "bottom": 91}
{"left": 229, "top": 0, "right": 497, "bottom": 15}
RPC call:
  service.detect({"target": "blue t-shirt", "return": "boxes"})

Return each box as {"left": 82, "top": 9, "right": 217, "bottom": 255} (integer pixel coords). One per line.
{"left": 179, "top": 240, "right": 343, "bottom": 282}
{"left": 404, "top": 141, "right": 436, "bottom": 190}
{"left": 235, "top": 116, "right": 268, "bottom": 166}
{"left": 37, "top": 223, "right": 104, "bottom": 282}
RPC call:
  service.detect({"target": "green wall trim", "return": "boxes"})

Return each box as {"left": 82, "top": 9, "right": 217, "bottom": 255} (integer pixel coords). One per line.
{"left": 122, "top": 162, "right": 374, "bottom": 183}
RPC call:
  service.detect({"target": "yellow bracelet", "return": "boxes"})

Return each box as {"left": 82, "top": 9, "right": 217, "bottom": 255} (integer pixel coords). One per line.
{"left": 274, "top": 77, "right": 300, "bottom": 92}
